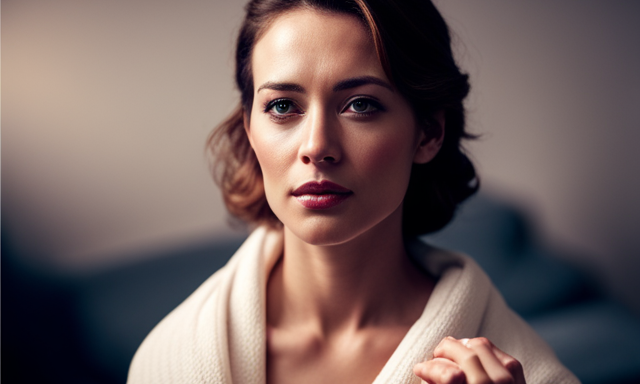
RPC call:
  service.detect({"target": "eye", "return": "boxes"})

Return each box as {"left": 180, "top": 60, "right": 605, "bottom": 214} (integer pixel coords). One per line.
{"left": 342, "top": 98, "right": 383, "bottom": 116}
{"left": 274, "top": 100, "right": 293, "bottom": 114}
{"left": 263, "top": 98, "right": 303, "bottom": 122}
{"left": 265, "top": 99, "right": 300, "bottom": 115}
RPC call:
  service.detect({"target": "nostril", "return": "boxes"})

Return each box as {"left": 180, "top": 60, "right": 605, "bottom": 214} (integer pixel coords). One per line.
{"left": 300, "top": 154, "right": 337, "bottom": 164}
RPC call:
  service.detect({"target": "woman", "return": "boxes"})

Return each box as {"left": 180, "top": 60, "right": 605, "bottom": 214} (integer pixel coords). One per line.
{"left": 128, "top": 1, "right": 579, "bottom": 383}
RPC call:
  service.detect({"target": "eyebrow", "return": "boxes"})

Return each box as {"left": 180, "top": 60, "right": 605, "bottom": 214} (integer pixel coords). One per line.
{"left": 256, "top": 76, "right": 393, "bottom": 94}
{"left": 333, "top": 76, "right": 394, "bottom": 92}
{"left": 257, "top": 82, "right": 305, "bottom": 93}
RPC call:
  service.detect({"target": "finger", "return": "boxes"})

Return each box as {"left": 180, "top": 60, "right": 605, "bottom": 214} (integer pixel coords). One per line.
{"left": 414, "top": 357, "right": 465, "bottom": 384}
{"left": 434, "top": 337, "right": 490, "bottom": 384}
{"left": 490, "top": 345, "right": 526, "bottom": 384}
{"left": 465, "top": 338, "right": 515, "bottom": 384}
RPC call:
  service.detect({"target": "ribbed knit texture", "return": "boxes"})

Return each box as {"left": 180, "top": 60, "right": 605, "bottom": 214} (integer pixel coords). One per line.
{"left": 128, "top": 226, "right": 580, "bottom": 384}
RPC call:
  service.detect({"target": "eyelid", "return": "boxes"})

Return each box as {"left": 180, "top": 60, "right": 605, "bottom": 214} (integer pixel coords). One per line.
{"left": 340, "top": 96, "right": 384, "bottom": 114}
{"left": 263, "top": 98, "right": 305, "bottom": 124}
{"left": 264, "top": 98, "right": 306, "bottom": 114}
{"left": 264, "top": 98, "right": 293, "bottom": 113}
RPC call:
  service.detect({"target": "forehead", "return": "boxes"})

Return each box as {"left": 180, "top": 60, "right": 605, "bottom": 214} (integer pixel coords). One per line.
{"left": 251, "top": 8, "right": 386, "bottom": 90}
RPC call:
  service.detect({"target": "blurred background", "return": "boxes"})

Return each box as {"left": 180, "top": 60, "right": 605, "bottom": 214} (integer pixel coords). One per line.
{"left": 3, "top": 0, "right": 640, "bottom": 383}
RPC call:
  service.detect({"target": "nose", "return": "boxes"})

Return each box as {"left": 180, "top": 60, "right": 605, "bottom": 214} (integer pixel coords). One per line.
{"left": 298, "top": 110, "right": 341, "bottom": 165}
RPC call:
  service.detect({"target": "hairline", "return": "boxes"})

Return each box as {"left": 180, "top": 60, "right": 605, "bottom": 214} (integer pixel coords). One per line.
{"left": 242, "top": 2, "right": 387, "bottom": 118}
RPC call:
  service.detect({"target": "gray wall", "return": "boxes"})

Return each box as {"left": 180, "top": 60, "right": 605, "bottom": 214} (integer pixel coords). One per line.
{"left": 3, "top": 1, "right": 640, "bottom": 310}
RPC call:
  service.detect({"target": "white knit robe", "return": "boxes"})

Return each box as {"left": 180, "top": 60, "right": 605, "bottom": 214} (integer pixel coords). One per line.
{"left": 128, "top": 226, "right": 579, "bottom": 384}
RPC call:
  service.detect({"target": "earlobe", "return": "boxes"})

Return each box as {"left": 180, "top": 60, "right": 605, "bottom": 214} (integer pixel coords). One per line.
{"left": 413, "top": 111, "right": 445, "bottom": 164}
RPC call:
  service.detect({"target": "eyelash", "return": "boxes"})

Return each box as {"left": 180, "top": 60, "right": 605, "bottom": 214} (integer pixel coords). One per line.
{"left": 262, "top": 96, "right": 384, "bottom": 123}
{"left": 341, "top": 97, "right": 384, "bottom": 118}
{"left": 263, "top": 98, "right": 302, "bottom": 122}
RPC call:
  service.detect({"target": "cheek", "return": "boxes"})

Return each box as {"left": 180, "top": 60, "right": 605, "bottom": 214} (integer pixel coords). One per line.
{"left": 353, "top": 131, "right": 416, "bottom": 179}
{"left": 249, "top": 127, "right": 295, "bottom": 192}
{"left": 253, "top": 139, "right": 284, "bottom": 176}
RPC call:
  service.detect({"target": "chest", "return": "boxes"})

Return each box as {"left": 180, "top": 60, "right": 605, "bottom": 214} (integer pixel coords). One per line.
{"left": 266, "top": 326, "right": 412, "bottom": 384}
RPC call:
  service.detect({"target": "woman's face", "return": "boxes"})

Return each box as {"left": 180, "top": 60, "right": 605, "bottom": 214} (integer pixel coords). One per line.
{"left": 246, "top": 8, "right": 441, "bottom": 245}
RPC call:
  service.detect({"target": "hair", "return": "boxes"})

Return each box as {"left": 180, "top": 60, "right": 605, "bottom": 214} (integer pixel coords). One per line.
{"left": 207, "top": 0, "right": 478, "bottom": 237}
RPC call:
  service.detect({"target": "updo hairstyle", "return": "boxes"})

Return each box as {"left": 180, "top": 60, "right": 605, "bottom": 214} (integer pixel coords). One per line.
{"left": 207, "top": 0, "right": 478, "bottom": 236}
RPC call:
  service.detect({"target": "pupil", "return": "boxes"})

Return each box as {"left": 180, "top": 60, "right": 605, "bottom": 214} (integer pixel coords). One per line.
{"left": 353, "top": 100, "right": 367, "bottom": 112}
{"left": 275, "top": 101, "right": 289, "bottom": 113}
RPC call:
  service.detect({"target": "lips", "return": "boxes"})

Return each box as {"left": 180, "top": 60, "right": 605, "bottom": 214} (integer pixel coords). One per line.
{"left": 291, "top": 180, "right": 353, "bottom": 209}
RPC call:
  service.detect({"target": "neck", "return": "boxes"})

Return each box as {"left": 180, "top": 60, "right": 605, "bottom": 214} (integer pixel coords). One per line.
{"left": 267, "top": 208, "right": 433, "bottom": 337}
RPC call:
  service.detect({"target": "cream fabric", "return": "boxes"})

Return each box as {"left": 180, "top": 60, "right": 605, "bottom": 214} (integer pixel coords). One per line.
{"left": 128, "top": 226, "right": 579, "bottom": 384}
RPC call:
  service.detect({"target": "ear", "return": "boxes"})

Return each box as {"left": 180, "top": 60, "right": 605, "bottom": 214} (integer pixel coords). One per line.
{"left": 413, "top": 110, "right": 445, "bottom": 164}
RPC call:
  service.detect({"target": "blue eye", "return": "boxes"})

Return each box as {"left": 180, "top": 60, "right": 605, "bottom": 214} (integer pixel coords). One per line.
{"left": 351, "top": 99, "right": 369, "bottom": 112}
{"left": 273, "top": 100, "right": 293, "bottom": 114}
{"left": 266, "top": 99, "right": 299, "bottom": 115}
{"left": 344, "top": 98, "right": 382, "bottom": 115}
{"left": 263, "top": 98, "right": 302, "bottom": 122}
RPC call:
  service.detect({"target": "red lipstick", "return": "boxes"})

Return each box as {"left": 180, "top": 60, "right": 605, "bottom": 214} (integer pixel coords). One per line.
{"left": 291, "top": 181, "right": 353, "bottom": 210}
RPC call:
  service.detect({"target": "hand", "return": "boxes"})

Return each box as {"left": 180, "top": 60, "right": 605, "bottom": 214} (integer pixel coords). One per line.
{"left": 413, "top": 336, "right": 526, "bottom": 384}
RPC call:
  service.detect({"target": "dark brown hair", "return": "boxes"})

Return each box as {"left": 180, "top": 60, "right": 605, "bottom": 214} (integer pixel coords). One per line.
{"left": 207, "top": 0, "right": 478, "bottom": 236}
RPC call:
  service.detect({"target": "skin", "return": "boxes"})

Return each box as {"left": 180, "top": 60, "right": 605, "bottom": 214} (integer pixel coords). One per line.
{"left": 245, "top": 7, "right": 525, "bottom": 384}
{"left": 414, "top": 337, "right": 526, "bottom": 384}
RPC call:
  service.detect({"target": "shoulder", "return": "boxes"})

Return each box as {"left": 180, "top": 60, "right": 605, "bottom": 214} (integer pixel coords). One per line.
{"left": 127, "top": 226, "right": 282, "bottom": 383}
{"left": 409, "top": 239, "right": 580, "bottom": 384}
{"left": 127, "top": 263, "right": 233, "bottom": 383}
{"left": 478, "top": 289, "right": 580, "bottom": 383}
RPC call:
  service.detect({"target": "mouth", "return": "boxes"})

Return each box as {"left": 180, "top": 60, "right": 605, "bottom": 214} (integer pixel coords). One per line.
{"left": 291, "top": 180, "right": 353, "bottom": 210}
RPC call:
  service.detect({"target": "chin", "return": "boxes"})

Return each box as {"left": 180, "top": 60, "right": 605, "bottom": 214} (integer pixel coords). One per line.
{"left": 273, "top": 198, "right": 405, "bottom": 247}
{"left": 287, "top": 212, "right": 397, "bottom": 248}
{"left": 283, "top": 216, "right": 365, "bottom": 246}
